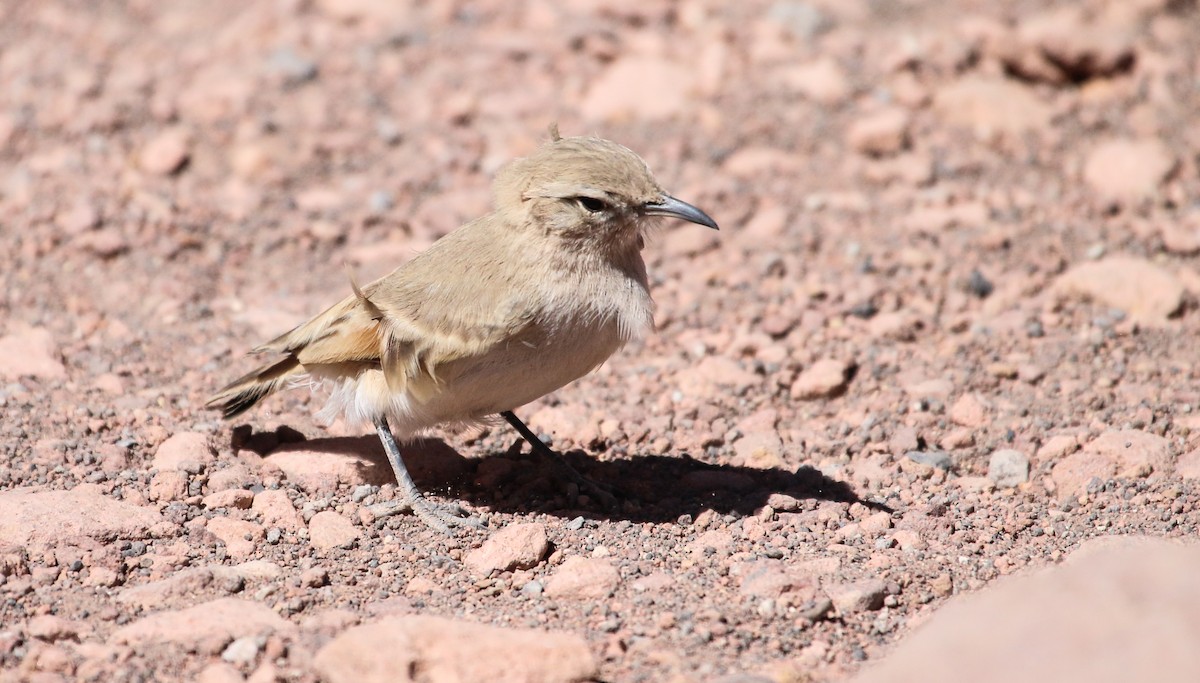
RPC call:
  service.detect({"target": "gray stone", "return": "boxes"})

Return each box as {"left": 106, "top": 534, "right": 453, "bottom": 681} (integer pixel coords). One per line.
{"left": 988, "top": 449, "right": 1030, "bottom": 488}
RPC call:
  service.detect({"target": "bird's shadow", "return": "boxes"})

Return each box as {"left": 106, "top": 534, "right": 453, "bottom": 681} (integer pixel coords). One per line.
{"left": 251, "top": 431, "right": 890, "bottom": 523}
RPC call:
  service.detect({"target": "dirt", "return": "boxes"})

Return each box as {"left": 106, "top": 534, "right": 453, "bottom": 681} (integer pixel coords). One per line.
{"left": 2, "top": 0, "right": 1200, "bottom": 681}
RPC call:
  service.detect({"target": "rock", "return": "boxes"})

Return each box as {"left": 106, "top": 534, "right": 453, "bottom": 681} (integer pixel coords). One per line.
{"left": 545, "top": 557, "right": 620, "bottom": 600}
{"left": 313, "top": 615, "right": 597, "bottom": 683}
{"left": 1051, "top": 429, "right": 1171, "bottom": 497}
{"left": 268, "top": 439, "right": 396, "bottom": 493}
{"left": 252, "top": 489, "right": 303, "bottom": 531}
{"left": 868, "top": 311, "right": 920, "bottom": 341}
{"left": 313, "top": 0, "right": 405, "bottom": 22}
{"left": 1176, "top": 449, "right": 1200, "bottom": 480}
{"left": 110, "top": 598, "right": 295, "bottom": 650}
{"left": 738, "top": 561, "right": 819, "bottom": 602}
{"left": 766, "top": 493, "right": 802, "bottom": 512}
{"left": 688, "top": 529, "right": 736, "bottom": 558}
{"left": 768, "top": 1, "right": 831, "bottom": 41}
{"left": 207, "top": 464, "right": 257, "bottom": 492}
{"left": 731, "top": 408, "right": 785, "bottom": 468}
{"left": 859, "top": 512, "right": 893, "bottom": 535}
{"left": 233, "top": 560, "right": 283, "bottom": 581}
{"left": 933, "top": 77, "right": 1052, "bottom": 136}
{"left": 153, "top": 432, "right": 215, "bottom": 472}
{"left": 203, "top": 489, "right": 254, "bottom": 510}
{"left": 266, "top": 48, "right": 318, "bottom": 86}
{"left": 791, "top": 359, "right": 851, "bottom": 400}
{"left": 987, "top": 449, "right": 1030, "bottom": 488}
{"left": 465, "top": 523, "right": 550, "bottom": 576}
{"left": 850, "top": 537, "right": 1200, "bottom": 683}
{"left": 405, "top": 577, "right": 441, "bottom": 596}
{"left": 207, "top": 517, "right": 264, "bottom": 558}
{"left": 222, "top": 636, "right": 261, "bottom": 665}
{"left": 56, "top": 201, "right": 100, "bottom": 234}
{"left": 117, "top": 563, "right": 276, "bottom": 608}
{"left": 1036, "top": 435, "right": 1078, "bottom": 460}
{"left": 527, "top": 404, "right": 596, "bottom": 446}
{"left": 679, "top": 356, "right": 760, "bottom": 396}
{"left": 1160, "top": 219, "right": 1200, "bottom": 255}
{"left": 1056, "top": 256, "right": 1184, "bottom": 324}
{"left": 889, "top": 426, "right": 920, "bottom": 454}
{"left": 733, "top": 429, "right": 786, "bottom": 469}
{"left": 148, "top": 470, "right": 189, "bottom": 502}
{"left": 904, "top": 451, "right": 953, "bottom": 471}
{"left": 85, "top": 566, "right": 121, "bottom": 587}
{"left": 140, "top": 128, "right": 190, "bottom": 175}
{"left": 27, "top": 615, "right": 87, "bottom": 642}
{"left": 1019, "top": 7, "right": 1135, "bottom": 82}
{"left": 949, "top": 393, "right": 989, "bottom": 428}
{"left": 0, "top": 326, "right": 65, "bottom": 380}
{"left": 75, "top": 227, "right": 129, "bottom": 258}
{"left": 309, "top": 511, "right": 359, "bottom": 551}
{"left": 301, "top": 567, "right": 329, "bottom": 588}
{"left": 582, "top": 57, "right": 693, "bottom": 122}
{"left": 248, "top": 662, "right": 283, "bottom": 683}
{"left": 198, "top": 662, "right": 245, "bottom": 683}
{"left": 846, "top": 108, "right": 911, "bottom": 156}
{"left": 825, "top": 579, "right": 887, "bottom": 614}
{"left": 779, "top": 57, "right": 849, "bottom": 105}
{"left": 631, "top": 572, "right": 676, "bottom": 593}
{"left": 0, "top": 486, "right": 161, "bottom": 547}
{"left": 1083, "top": 138, "right": 1176, "bottom": 205}
{"left": 892, "top": 529, "right": 925, "bottom": 551}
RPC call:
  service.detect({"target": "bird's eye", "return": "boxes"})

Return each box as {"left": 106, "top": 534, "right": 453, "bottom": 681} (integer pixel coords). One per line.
{"left": 575, "top": 196, "right": 608, "bottom": 213}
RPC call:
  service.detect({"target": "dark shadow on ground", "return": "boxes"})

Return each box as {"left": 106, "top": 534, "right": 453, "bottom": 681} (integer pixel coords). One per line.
{"left": 246, "top": 429, "right": 891, "bottom": 524}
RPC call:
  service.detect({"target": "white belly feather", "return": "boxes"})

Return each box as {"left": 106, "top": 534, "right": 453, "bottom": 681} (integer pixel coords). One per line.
{"left": 314, "top": 284, "right": 652, "bottom": 435}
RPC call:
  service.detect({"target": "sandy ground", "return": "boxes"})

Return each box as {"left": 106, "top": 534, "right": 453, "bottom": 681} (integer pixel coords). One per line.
{"left": 2, "top": 0, "right": 1200, "bottom": 681}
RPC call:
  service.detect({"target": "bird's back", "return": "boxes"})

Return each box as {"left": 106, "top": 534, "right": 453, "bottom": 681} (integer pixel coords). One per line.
{"left": 207, "top": 213, "right": 653, "bottom": 432}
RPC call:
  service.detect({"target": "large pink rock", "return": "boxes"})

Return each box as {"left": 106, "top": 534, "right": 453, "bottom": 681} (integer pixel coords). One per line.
{"left": 1052, "top": 429, "right": 1172, "bottom": 499}
{"left": 153, "top": 432, "right": 215, "bottom": 471}
{"left": 267, "top": 437, "right": 467, "bottom": 494}
{"left": 110, "top": 598, "right": 295, "bottom": 650}
{"left": 206, "top": 517, "right": 263, "bottom": 558}
{"left": 0, "top": 486, "right": 161, "bottom": 547}
{"left": 934, "top": 77, "right": 1051, "bottom": 136}
{"left": 1083, "top": 138, "right": 1176, "bottom": 205}
{"left": 314, "top": 615, "right": 597, "bottom": 683}
{"left": 852, "top": 537, "right": 1200, "bottom": 683}
{"left": 1055, "top": 257, "right": 1184, "bottom": 324}
{"left": 0, "top": 326, "right": 65, "bottom": 380}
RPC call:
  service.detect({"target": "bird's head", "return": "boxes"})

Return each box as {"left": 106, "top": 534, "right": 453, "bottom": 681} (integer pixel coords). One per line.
{"left": 493, "top": 134, "right": 718, "bottom": 251}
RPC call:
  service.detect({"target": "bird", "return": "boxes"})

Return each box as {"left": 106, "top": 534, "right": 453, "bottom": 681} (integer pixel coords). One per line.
{"left": 205, "top": 130, "right": 719, "bottom": 534}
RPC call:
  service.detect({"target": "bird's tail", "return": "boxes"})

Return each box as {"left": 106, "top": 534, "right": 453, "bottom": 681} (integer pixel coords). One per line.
{"left": 205, "top": 355, "right": 304, "bottom": 419}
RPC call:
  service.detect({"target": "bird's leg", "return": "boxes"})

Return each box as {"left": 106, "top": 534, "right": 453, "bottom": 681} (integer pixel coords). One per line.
{"left": 373, "top": 416, "right": 484, "bottom": 534}
{"left": 500, "top": 410, "right": 618, "bottom": 508}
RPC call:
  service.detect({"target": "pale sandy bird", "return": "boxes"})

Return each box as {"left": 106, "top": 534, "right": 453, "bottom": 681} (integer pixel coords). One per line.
{"left": 206, "top": 132, "right": 718, "bottom": 533}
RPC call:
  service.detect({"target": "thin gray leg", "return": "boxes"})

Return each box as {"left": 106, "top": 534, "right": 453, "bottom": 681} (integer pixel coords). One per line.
{"left": 374, "top": 415, "right": 483, "bottom": 534}
{"left": 500, "top": 410, "right": 617, "bottom": 508}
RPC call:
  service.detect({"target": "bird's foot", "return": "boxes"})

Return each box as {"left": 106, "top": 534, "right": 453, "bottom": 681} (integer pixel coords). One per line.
{"left": 368, "top": 496, "right": 486, "bottom": 536}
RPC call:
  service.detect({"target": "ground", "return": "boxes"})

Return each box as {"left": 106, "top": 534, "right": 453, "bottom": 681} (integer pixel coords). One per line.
{"left": 2, "top": 0, "right": 1200, "bottom": 681}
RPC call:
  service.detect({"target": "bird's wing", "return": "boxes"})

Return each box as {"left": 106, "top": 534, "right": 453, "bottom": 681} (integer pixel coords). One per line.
{"left": 253, "top": 224, "right": 540, "bottom": 402}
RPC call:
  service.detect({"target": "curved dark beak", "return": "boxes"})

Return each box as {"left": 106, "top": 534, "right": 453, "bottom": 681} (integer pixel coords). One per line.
{"left": 644, "top": 194, "right": 719, "bottom": 230}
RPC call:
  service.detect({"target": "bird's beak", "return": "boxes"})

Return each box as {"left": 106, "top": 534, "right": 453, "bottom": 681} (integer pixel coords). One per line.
{"left": 644, "top": 194, "right": 719, "bottom": 230}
